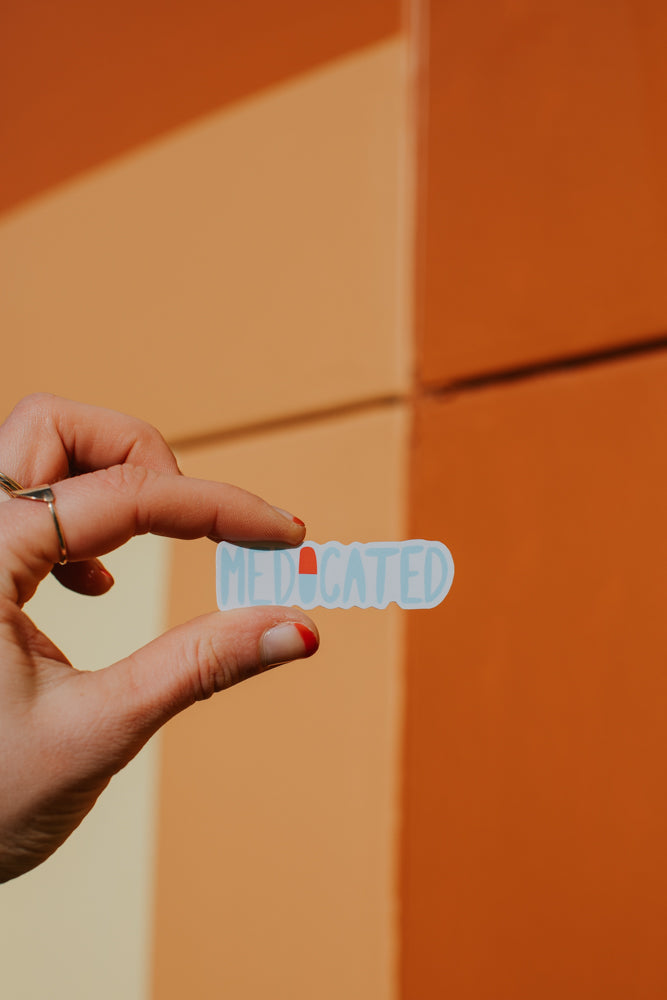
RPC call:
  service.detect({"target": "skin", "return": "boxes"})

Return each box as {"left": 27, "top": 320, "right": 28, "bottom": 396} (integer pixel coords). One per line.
{"left": 0, "top": 394, "right": 319, "bottom": 882}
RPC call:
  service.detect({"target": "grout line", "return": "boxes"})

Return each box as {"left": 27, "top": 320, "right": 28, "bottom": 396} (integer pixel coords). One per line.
{"left": 167, "top": 393, "right": 407, "bottom": 451}
{"left": 424, "top": 333, "right": 667, "bottom": 397}
{"left": 168, "top": 334, "right": 667, "bottom": 451}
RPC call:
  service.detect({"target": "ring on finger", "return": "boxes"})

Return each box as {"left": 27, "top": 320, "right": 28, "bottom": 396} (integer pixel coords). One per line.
{"left": 0, "top": 471, "right": 22, "bottom": 496}
{"left": 11, "top": 484, "right": 69, "bottom": 565}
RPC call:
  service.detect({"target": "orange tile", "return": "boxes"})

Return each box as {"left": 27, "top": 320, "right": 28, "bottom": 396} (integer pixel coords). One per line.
{"left": 152, "top": 406, "right": 407, "bottom": 999}
{"left": 0, "top": 40, "right": 409, "bottom": 441}
{"left": 403, "top": 353, "right": 667, "bottom": 997}
{"left": 418, "top": 0, "right": 667, "bottom": 382}
{"left": 0, "top": 0, "right": 399, "bottom": 215}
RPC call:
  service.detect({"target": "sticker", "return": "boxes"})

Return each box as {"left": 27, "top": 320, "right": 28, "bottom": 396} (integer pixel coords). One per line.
{"left": 216, "top": 540, "right": 454, "bottom": 610}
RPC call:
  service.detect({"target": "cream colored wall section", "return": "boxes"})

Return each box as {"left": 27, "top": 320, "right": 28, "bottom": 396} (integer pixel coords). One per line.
{"left": 153, "top": 405, "right": 408, "bottom": 999}
{"left": 0, "top": 38, "right": 409, "bottom": 441}
{"left": 0, "top": 536, "right": 169, "bottom": 1000}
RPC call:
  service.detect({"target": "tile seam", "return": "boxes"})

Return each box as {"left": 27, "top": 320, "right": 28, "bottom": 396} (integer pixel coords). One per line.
{"left": 421, "top": 333, "right": 667, "bottom": 398}
{"left": 170, "top": 332, "right": 667, "bottom": 454}
{"left": 167, "top": 393, "right": 408, "bottom": 451}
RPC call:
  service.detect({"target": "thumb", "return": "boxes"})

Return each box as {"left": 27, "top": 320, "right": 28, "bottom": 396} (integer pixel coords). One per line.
{"left": 83, "top": 607, "right": 319, "bottom": 766}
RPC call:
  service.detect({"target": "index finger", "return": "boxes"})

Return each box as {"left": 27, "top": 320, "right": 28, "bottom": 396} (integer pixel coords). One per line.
{"left": 0, "top": 394, "right": 179, "bottom": 487}
{"left": 0, "top": 465, "right": 306, "bottom": 606}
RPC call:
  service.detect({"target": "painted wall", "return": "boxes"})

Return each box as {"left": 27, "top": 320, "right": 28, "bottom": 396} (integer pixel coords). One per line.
{"left": 403, "top": 1, "right": 667, "bottom": 997}
{"left": 1, "top": 3, "right": 408, "bottom": 998}
{"left": 2, "top": 2, "right": 667, "bottom": 998}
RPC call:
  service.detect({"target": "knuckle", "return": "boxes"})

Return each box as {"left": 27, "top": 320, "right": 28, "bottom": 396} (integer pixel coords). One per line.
{"left": 140, "top": 423, "right": 168, "bottom": 451}
{"left": 92, "top": 465, "right": 157, "bottom": 534}
{"left": 11, "top": 392, "right": 56, "bottom": 421}
{"left": 189, "top": 633, "right": 240, "bottom": 701}
{"left": 130, "top": 421, "right": 179, "bottom": 473}
{"left": 94, "top": 463, "right": 153, "bottom": 495}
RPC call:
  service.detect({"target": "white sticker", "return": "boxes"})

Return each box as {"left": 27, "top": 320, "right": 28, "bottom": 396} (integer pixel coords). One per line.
{"left": 216, "top": 540, "right": 454, "bottom": 610}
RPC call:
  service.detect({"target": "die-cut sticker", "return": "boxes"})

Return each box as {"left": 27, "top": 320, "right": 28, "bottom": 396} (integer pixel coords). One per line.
{"left": 216, "top": 540, "right": 454, "bottom": 610}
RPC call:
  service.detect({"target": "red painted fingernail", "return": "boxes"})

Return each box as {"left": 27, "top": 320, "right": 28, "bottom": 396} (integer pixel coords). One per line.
{"left": 260, "top": 621, "right": 319, "bottom": 667}
{"left": 271, "top": 506, "right": 305, "bottom": 527}
{"left": 293, "top": 622, "right": 319, "bottom": 657}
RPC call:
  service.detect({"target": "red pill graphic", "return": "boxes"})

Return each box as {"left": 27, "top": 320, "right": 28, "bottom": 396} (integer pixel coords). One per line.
{"left": 298, "top": 546, "right": 318, "bottom": 603}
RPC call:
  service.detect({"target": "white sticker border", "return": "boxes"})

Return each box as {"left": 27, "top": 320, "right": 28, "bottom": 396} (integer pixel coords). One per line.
{"left": 216, "top": 539, "right": 454, "bottom": 611}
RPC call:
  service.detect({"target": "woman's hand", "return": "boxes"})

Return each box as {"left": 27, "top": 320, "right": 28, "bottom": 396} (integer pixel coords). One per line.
{"left": 0, "top": 394, "right": 318, "bottom": 882}
{"left": 0, "top": 392, "right": 184, "bottom": 595}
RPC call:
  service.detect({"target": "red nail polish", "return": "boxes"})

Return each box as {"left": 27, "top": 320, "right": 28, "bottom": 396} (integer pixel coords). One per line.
{"left": 293, "top": 622, "right": 319, "bottom": 657}
{"left": 293, "top": 516, "right": 305, "bottom": 527}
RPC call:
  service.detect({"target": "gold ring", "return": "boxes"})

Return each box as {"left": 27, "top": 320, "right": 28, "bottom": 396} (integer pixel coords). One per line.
{"left": 0, "top": 471, "right": 22, "bottom": 496}
{"left": 11, "top": 484, "right": 69, "bottom": 565}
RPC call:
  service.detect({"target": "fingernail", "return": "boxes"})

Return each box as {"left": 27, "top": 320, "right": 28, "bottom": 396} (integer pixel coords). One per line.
{"left": 260, "top": 621, "right": 319, "bottom": 667}
{"left": 272, "top": 506, "right": 305, "bottom": 527}
{"left": 90, "top": 560, "right": 115, "bottom": 588}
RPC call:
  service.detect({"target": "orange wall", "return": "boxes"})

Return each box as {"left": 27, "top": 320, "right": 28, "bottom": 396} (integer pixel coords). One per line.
{"left": 403, "top": 1, "right": 667, "bottom": 996}
{"left": 404, "top": 360, "right": 667, "bottom": 997}
{"left": 154, "top": 409, "right": 408, "bottom": 999}
{"left": 417, "top": 0, "right": 667, "bottom": 381}
{"left": 4, "top": 2, "right": 667, "bottom": 998}
{"left": 1, "top": 3, "right": 409, "bottom": 999}
{"left": 0, "top": 0, "right": 399, "bottom": 215}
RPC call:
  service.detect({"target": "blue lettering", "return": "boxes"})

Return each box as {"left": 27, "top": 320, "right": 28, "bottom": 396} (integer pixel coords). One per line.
{"left": 321, "top": 547, "right": 341, "bottom": 603}
{"left": 274, "top": 549, "right": 296, "bottom": 604}
{"left": 400, "top": 544, "right": 423, "bottom": 606}
{"left": 365, "top": 546, "right": 399, "bottom": 605}
{"left": 218, "top": 545, "right": 245, "bottom": 607}
{"left": 343, "top": 546, "right": 366, "bottom": 604}
{"left": 247, "top": 549, "right": 270, "bottom": 605}
{"left": 424, "top": 545, "right": 447, "bottom": 604}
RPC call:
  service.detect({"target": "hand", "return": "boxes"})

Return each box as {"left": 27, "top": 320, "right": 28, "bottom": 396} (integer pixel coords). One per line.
{"left": 0, "top": 392, "right": 184, "bottom": 595}
{"left": 0, "top": 394, "right": 318, "bottom": 882}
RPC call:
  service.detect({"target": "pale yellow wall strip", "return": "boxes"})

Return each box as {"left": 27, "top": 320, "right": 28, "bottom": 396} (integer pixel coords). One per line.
{"left": 0, "top": 536, "right": 169, "bottom": 1000}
